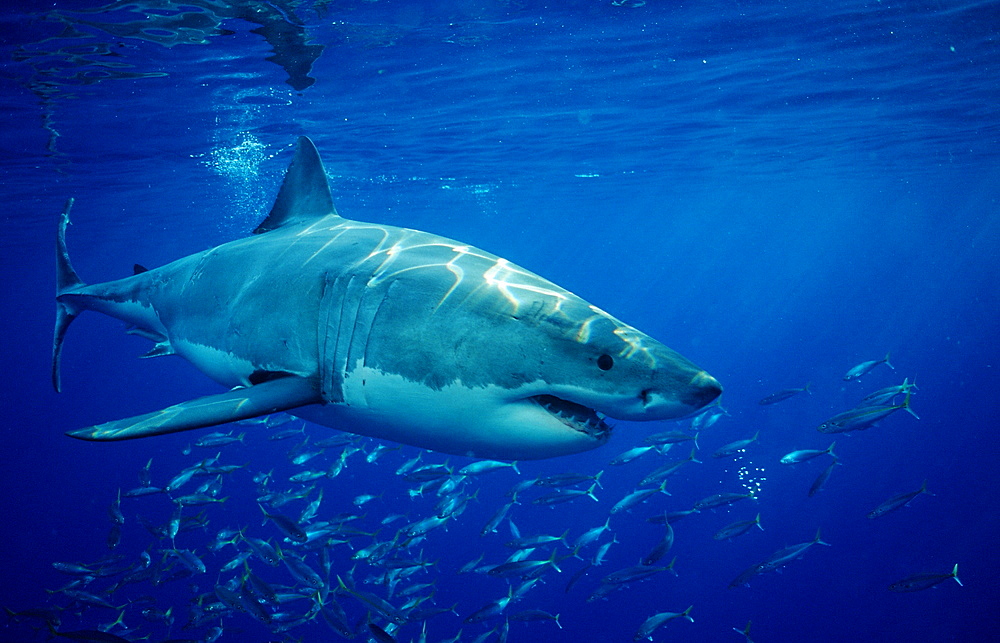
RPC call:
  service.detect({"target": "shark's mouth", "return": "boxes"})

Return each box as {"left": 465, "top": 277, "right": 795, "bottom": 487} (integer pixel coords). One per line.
{"left": 531, "top": 395, "right": 612, "bottom": 440}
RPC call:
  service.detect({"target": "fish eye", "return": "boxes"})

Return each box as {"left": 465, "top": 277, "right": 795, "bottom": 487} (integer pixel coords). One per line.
{"left": 597, "top": 354, "right": 614, "bottom": 371}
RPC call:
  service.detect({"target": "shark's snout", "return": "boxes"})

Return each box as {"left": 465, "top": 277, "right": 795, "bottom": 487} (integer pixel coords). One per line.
{"left": 683, "top": 371, "right": 723, "bottom": 409}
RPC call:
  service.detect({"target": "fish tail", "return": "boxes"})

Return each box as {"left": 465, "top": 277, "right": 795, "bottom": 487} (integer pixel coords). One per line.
{"left": 547, "top": 549, "right": 562, "bottom": 572}
{"left": 883, "top": 351, "right": 895, "bottom": 370}
{"left": 53, "top": 199, "right": 84, "bottom": 393}
{"left": 951, "top": 563, "right": 962, "bottom": 586}
{"left": 814, "top": 527, "right": 831, "bottom": 546}
{"left": 827, "top": 441, "right": 837, "bottom": 458}
{"left": 511, "top": 461, "right": 520, "bottom": 475}
{"left": 902, "top": 391, "right": 920, "bottom": 419}
{"left": 689, "top": 447, "right": 702, "bottom": 464}
{"left": 804, "top": 382, "right": 812, "bottom": 394}
{"left": 586, "top": 482, "right": 600, "bottom": 502}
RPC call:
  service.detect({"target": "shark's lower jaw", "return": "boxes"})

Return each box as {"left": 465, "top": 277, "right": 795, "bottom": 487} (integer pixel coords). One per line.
{"left": 531, "top": 394, "right": 612, "bottom": 440}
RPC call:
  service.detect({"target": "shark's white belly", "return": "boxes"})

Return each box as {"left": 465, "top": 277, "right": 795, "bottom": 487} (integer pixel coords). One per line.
{"left": 292, "top": 363, "right": 599, "bottom": 460}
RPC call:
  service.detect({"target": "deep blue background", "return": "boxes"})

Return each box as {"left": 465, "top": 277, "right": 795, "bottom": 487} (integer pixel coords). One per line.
{"left": 2, "top": 1, "right": 998, "bottom": 641}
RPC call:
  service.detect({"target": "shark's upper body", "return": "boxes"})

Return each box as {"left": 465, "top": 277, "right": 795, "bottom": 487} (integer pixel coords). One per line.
{"left": 54, "top": 137, "right": 721, "bottom": 460}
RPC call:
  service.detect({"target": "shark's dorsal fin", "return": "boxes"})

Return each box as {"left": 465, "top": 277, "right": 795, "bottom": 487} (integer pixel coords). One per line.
{"left": 254, "top": 136, "right": 339, "bottom": 234}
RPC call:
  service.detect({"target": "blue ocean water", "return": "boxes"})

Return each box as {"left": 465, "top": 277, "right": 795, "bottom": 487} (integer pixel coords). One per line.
{"left": 2, "top": 1, "right": 998, "bottom": 641}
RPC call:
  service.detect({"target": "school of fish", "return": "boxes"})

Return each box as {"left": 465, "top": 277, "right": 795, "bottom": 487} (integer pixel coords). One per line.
{"left": 8, "top": 353, "right": 954, "bottom": 642}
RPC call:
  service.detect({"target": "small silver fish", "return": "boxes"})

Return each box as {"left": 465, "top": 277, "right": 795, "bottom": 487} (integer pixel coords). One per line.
{"left": 459, "top": 460, "right": 520, "bottom": 476}
{"left": 759, "top": 383, "right": 811, "bottom": 405}
{"left": 818, "top": 391, "right": 919, "bottom": 433}
{"left": 592, "top": 537, "right": 618, "bottom": 566}
{"left": 259, "top": 504, "right": 308, "bottom": 542}
{"left": 844, "top": 351, "right": 894, "bottom": 380}
{"left": 888, "top": 563, "right": 961, "bottom": 592}
{"left": 712, "top": 431, "right": 760, "bottom": 459}
{"left": 867, "top": 479, "right": 930, "bottom": 519}
{"left": 533, "top": 482, "right": 600, "bottom": 506}
{"left": 809, "top": 459, "right": 841, "bottom": 497}
{"left": 693, "top": 492, "right": 753, "bottom": 511}
{"left": 633, "top": 605, "right": 693, "bottom": 641}
{"left": 780, "top": 441, "right": 836, "bottom": 464}
{"left": 857, "top": 377, "right": 917, "bottom": 407}
{"left": 610, "top": 481, "right": 670, "bottom": 514}
{"left": 573, "top": 517, "right": 611, "bottom": 552}
{"left": 609, "top": 445, "right": 654, "bottom": 466}
{"left": 714, "top": 513, "right": 763, "bottom": 541}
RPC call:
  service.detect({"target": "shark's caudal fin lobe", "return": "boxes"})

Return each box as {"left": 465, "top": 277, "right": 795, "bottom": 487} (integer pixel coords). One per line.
{"left": 254, "top": 136, "right": 339, "bottom": 234}
{"left": 53, "top": 198, "right": 84, "bottom": 393}
{"left": 66, "top": 376, "right": 321, "bottom": 441}
{"left": 56, "top": 199, "right": 83, "bottom": 292}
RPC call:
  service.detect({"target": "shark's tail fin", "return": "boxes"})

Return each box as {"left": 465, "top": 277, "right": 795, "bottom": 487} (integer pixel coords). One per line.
{"left": 53, "top": 198, "right": 85, "bottom": 393}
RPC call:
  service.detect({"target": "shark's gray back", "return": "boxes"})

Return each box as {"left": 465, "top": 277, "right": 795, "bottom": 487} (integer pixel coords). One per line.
{"left": 143, "top": 215, "right": 614, "bottom": 398}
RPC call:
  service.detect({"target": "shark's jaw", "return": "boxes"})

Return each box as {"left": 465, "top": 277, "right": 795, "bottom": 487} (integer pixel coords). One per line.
{"left": 530, "top": 394, "right": 613, "bottom": 440}
{"left": 286, "top": 365, "right": 617, "bottom": 460}
{"left": 297, "top": 358, "right": 719, "bottom": 460}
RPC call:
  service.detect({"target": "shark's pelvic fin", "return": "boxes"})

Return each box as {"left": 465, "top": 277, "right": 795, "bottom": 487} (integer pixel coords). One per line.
{"left": 253, "top": 136, "right": 339, "bottom": 234}
{"left": 66, "top": 376, "right": 322, "bottom": 441}
{"left": 53, "top": 198, "right": 84, "bottom": 393}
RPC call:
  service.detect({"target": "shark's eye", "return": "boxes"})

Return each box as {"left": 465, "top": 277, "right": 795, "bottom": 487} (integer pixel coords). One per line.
{"left": 597, "top": 354, "right": 614, "bottom": 371}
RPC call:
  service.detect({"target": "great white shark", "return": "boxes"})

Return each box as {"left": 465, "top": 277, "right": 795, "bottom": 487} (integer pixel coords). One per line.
{"left": 53, "top": 137, "right": 722, "bottom": 460}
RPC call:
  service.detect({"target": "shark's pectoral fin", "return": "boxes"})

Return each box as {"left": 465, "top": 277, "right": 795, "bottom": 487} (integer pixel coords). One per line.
{"left": 66, "top": 376, "right": 321, "bottom": 441}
